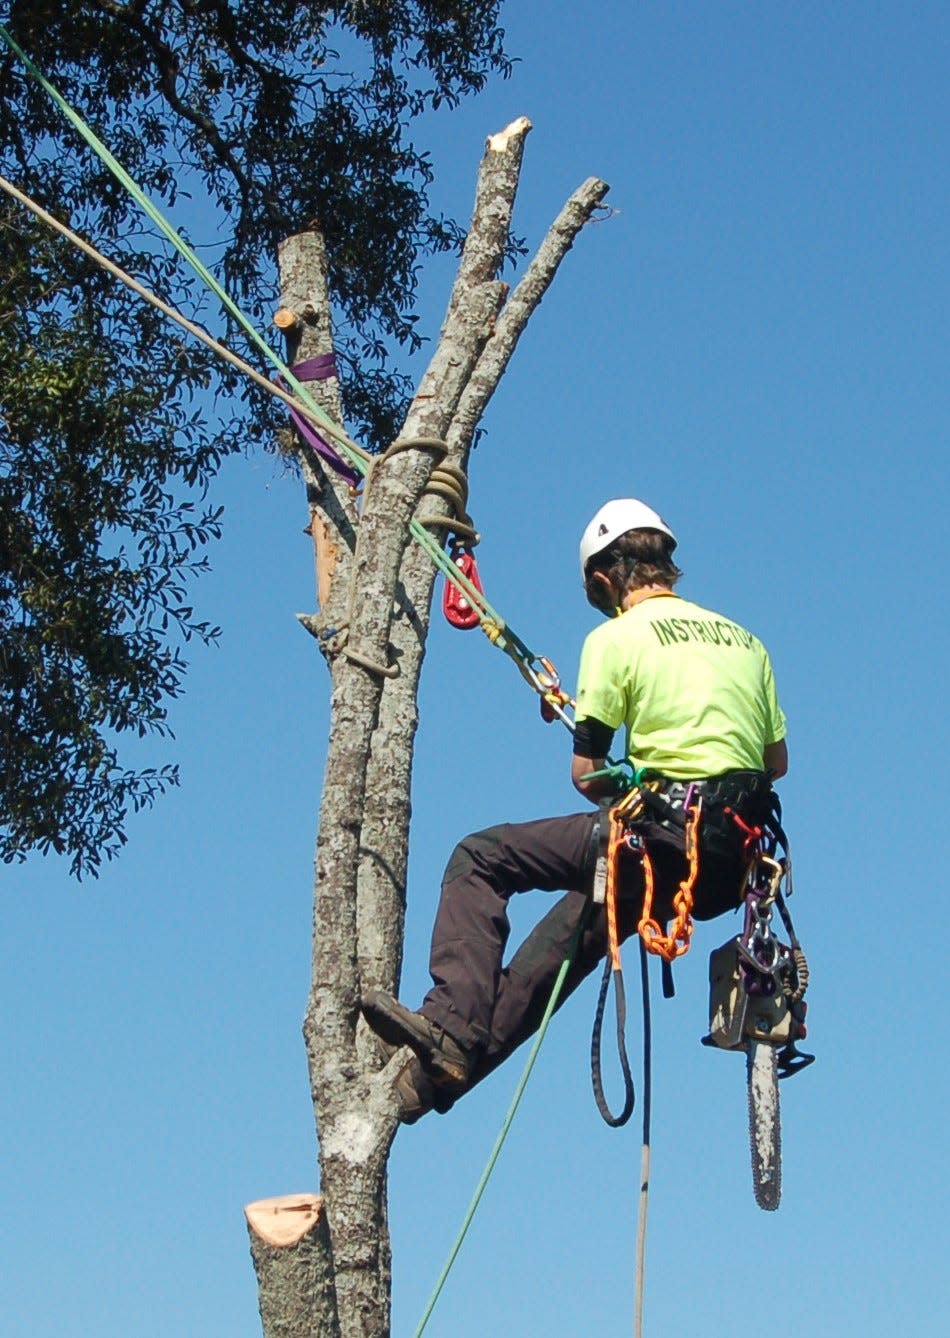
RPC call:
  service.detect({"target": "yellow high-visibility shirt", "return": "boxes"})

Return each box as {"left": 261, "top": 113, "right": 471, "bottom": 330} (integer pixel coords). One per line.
{"left": 574, "top": 593, "right": 786, "bottom": 779}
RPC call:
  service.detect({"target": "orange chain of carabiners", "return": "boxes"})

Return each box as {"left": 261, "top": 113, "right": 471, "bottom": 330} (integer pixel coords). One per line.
{"left": 637, "top": 798, "right": 703, "bottom": 962}
{"left": 602, "top": 786, "right": 649, "bottom": 970}
{"left": 603, "top": 789, "right": 703, "bottom": 968}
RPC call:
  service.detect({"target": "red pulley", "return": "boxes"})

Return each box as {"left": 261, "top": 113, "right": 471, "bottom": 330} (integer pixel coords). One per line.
{"left": 442, "top": 547, "right": 484, "bottom": 630}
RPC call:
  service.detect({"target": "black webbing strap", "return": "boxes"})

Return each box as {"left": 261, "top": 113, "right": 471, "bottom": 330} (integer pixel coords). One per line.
{"left": 591, "top": 952, "right": 636, "bottom": 1126}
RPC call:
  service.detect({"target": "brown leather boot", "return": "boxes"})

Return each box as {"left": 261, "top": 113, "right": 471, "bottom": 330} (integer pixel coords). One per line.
{"left": 371, "top": 1035, "right": 437, "bottom": 1125}
{"left": 362, "top": 989, "right": 473, "bottom": 1092}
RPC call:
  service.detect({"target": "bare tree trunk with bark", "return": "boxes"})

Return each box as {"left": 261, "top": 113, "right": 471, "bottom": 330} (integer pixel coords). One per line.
{"left": 245, "top": 119, "right": 609, "bottom": 1338}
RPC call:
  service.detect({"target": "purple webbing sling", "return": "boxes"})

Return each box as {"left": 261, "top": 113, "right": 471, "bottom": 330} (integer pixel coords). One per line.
{"left": 286, "top": 354, "right": 361, "bottom": 487}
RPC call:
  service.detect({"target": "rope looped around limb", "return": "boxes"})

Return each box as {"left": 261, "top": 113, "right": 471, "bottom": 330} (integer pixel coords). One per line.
{"left": 416, "top": 458, "right": 480, "bottom": 546}
{"left": 367, "top": 440, "right": 479, "bottom": 545}
{"left": 362, "top": 435, "right": 450, "bottom": 508}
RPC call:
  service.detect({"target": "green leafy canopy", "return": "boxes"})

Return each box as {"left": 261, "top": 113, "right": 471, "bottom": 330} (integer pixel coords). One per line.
{"left": 0, "top": 1, "right": 511, "bottom": 875}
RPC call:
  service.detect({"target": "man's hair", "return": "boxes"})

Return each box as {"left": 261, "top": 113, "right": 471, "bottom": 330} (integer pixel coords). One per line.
{"left": 583, "top": 528, "right": 683, "bottom": 607}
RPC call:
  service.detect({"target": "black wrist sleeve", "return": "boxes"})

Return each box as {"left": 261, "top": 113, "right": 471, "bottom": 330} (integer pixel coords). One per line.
{"left": 573, "top": 717, "right": 615, "bottom": 759}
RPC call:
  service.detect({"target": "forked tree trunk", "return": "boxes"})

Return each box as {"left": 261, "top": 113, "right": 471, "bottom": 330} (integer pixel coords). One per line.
{"left": 246, "top": 118, "right": 609, "bottom": 1338}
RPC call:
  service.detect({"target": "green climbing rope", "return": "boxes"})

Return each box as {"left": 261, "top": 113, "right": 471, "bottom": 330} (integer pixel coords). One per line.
{"left": 412, "top": 909, "right": 587, "bottom": 1337}
{"left": 0, "top": 22, "right": 572, "bottom": 716}
{"left": 0, "top": 22, "right": 357, "bottom": 457}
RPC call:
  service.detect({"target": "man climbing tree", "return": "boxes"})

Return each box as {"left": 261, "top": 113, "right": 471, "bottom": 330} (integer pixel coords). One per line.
{"left": 1, "top": 0, "right": 823, "bottom": 1325}
{"left": 4, "top": 8, "right": 729, "bottom": 1334}
{"left": 362, "top": 498, "right": 790, "bottom": 1118}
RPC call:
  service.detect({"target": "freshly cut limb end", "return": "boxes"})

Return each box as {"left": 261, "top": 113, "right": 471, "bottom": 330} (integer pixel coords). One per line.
{"left": 488, "top": 116, "right": 532, "bottom": 152}
{"left": 245, "top": 1193, "right": 324, "bottom": 1248}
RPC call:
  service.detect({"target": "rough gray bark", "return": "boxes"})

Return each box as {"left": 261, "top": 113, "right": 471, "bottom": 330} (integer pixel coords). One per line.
{"left": 248, "top": 119, "right": 609, "bottom": 1338}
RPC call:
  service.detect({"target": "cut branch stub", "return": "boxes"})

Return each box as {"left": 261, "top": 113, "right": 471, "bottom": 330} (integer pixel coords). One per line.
{"left": 273, "top": 306, "right": 302, "bottom": 333}
{"left": 246, "top": 1194, "right": 324, "bottom": 1249}
{"left": 246, "top": 1194, "right": 340, "bottom": 1338}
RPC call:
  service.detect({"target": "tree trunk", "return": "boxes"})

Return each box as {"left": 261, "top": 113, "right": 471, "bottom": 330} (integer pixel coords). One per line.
{"left": 248, "top": 118, "right": 609, "bottom": 1338}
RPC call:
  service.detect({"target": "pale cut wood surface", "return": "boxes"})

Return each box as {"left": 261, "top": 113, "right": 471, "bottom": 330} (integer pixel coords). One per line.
{"left": 245, "top": 1194, "right": 323, "bottom": 1249}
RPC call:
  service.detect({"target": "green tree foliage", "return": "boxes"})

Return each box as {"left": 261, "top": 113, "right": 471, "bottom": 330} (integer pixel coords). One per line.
{"left": 0, "top": 1, "right": 511, "bottom": 874}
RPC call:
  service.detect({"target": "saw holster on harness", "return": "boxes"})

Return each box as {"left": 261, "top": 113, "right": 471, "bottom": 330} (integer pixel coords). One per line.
{"left": 704, "top": 934, "right": 813, "bottom": 1078}
{"left": 702, "top": 802, "right": 815, "bottom": 1080}
{"left": 707, "top": 939, "right": 796, "bottom": 1049}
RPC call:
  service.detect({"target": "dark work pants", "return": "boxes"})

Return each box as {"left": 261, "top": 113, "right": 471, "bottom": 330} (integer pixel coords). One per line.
{"left": 420, "top": 812, "right": 744, "bottom": 1088}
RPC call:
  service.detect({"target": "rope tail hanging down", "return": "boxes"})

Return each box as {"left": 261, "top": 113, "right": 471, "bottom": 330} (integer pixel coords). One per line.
{"left": 587, "top": 781, "right": 704, "bottom": 1332}
{"left": 412, "top": 905, "right": 591, "bottom": 1338}
{"left": 634, "top": 936, "right": 653, "bottom": 1338}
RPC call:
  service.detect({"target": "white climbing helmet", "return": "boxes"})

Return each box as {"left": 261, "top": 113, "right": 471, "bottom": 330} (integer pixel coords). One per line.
{"left": 579, "top": 498, "right": 677, "bottom": 582}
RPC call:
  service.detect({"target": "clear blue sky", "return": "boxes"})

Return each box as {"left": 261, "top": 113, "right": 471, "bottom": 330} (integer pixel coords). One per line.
{"left": 4, "top": 4, "right": 948, "bottom": 1335}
